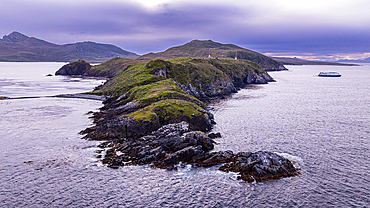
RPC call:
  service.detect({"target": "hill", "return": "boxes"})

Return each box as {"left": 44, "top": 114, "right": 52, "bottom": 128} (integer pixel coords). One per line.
{"left": 0, "top": 31, "right": 138, "bottom": 62}
{"left": 272, "top": 57, "right": 360, "bottom": 66}
{"left": 96, "top": 58, "right": 273, "bottom": 98}
{"left": 137, "top": 40, "right": 286, "bottom": 71}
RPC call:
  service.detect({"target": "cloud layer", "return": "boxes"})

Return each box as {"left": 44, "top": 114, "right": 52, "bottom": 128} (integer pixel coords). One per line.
{"left": 1, "top": 0, "right": 369, "bottom": 60}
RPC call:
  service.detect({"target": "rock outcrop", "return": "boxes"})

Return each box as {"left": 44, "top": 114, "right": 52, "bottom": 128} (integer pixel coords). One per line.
{"left": 81, "top": 95, "right": 214, "bottom": 140}
{"left": 99, "top": 122, "right": 300, "bottom": 182}
{"left": 144, "top": 58, "right": 274, "bottom": 99}
{"left": 55, "top": 60, "right": 91, "bottom": 75}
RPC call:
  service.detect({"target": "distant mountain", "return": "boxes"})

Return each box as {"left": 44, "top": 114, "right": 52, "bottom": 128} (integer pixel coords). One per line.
{"left": 271, "top": 57, "right": 359, "bottom": 66}
{"left": 137, "top": 40, "right": 286, "bottom": 71}
{"left": 336, "top": 57, "right": 370, "bottom": 63}
{"left": 0, "top": 31, "right": 138, "bottom": 62}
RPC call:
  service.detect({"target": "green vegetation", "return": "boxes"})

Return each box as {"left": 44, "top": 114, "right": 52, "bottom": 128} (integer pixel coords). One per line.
{"left": 95, "top": 62, "right": 165, "bottom": 97}
{"left": 85, "top": 56, "right": 272, "bottom": 127}
{"left": 122, "top": 79, "right": 206, "bottom": 109}
{"left": 165, "top": 58, "right": 230, "bottom": 86}
{"left": 88, "top": 58, "right": 143, "bottom": 78}
{"left": 128, "top": 99, "right": 204, "bottom": 122}
{"left": 94, "top": 57, "right": 269, "bottom": 98}
{"left": 90, "top": 58, "right": 219, "bottom": 125}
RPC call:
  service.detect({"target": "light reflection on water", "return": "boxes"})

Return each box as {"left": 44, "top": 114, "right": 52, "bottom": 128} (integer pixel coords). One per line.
{"left": 0, "top": 62, "right": 105, "bottom": 97}
{"left": 1, "top": 63, "right": 370, "bottom": 207}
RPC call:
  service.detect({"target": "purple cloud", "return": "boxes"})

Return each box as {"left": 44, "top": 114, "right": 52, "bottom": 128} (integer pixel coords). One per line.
{"left": 1, "top": 0, "right": 369, "bottom": 59}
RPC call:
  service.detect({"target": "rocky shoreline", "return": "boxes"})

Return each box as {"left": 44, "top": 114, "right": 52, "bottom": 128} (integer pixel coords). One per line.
{"left": 97, "top": 122, "right": 299, "bottom": 182}
{"left": 56, "top": 58, "right": 300, "bottom": 182}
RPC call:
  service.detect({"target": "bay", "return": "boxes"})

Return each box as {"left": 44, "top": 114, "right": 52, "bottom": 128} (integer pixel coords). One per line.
{"left": 1, "top": 62, "right": 369, "bottom": 207}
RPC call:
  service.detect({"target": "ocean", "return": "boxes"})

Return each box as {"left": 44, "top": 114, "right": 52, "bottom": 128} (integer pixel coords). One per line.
{"left": 0, "top": 62, "right": 369, "bottom": 207}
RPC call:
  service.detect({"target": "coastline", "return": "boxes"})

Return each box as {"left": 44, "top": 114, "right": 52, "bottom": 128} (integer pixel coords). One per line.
{"left": 1, "top": 94, "right": 106, "bottom": 101}
{"left": 61, "top": 58, "right": 301, "bottom": 182}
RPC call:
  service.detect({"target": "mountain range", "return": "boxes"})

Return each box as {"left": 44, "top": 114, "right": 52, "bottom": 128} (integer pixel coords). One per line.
{"left": 0, "top": 32, "right": 286, "bottom": 70}
{"left": 335, "top": 57, "right": 370, "bottom": 63}
{"left": 0, "top": 32, "right": 138, "bottom": 62}
{"left": 3, "top": 31, "right": 362, "bottom": 69}
{"left": 271, "top": 57, "right": 360, "bottom": 66}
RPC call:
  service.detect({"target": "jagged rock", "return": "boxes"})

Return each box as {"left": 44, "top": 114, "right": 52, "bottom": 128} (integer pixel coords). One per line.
{"left": 161, "top": 145, "right": 206, "bottom": 167}
{"left": 208, "top": 132, "right": 221, "bottom": 139}
{"left": 115, "top": 101, "right": 141, "bottom": 114}
{"left": 152, "top": 122, "right": 190, "bottom": 139}
{"left": 198, "top": 150, "right": 235, "bottom": 166}
{"left": 147, "top": 59, "right": 168, "bottom": 78}
{"left": 98, "top": 122, "right": 300, "bottom": 183}
{"left": 82, "top": 116, "right": 159, "bottom": 140}
{"left": 100, "top": 122, "right": 214, "bottom": 168}
{"left": 219, "top": 151, "right": 298, "bottom": 182}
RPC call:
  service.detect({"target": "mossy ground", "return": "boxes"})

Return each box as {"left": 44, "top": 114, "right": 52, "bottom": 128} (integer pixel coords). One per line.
{"left": 88, "top": 59, "right": 210, "bottom": 125}
{"left": 95, "top": 62, "right": 165, "bottom": 97}
{"left": 88, "top": 58, "right": 143, "bottom": 78}
{"left": 122, "top": 79, "right": 205, "bottom": 109}
{"left": 85, "top": 57, "right": 269, "bottom": 128}
{"left": 128, "top": 99, "right": 204, "bottom": 123}
{"left": 94, "top": 58, "right": 266, "bottom": 97}
{"left": 165, "top": 58, "right": 230, "bottom": 87}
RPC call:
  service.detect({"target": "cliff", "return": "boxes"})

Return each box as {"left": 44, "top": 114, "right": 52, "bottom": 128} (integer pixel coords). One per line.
{"left": 67, "top": 57, "right": 275, "bottom": 141}
{"left": 93, "top": 58, "right": 274, "bottom": 99}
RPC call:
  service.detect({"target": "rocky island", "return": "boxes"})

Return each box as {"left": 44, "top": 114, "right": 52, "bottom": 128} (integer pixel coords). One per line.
{"left": 56, "top": 44, "right": 299, "bottom": 182}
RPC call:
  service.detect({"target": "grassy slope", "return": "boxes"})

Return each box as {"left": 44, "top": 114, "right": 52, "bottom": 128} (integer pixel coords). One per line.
{"left": 96, "top": 60, "right": 207, "bottom": 123}
{"left": 90, "top": 57, "right": 268, "bottom": 124}
{"left": 88, "top": 58, "right": 144, "bottom": 78}
{"left": 95, "top": 57, "right": 267, "bottom": 95}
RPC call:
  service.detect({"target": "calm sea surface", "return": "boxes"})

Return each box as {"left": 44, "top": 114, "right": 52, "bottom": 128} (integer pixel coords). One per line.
{"left": 0, "top": 62, "right": 369, "bottom": 207}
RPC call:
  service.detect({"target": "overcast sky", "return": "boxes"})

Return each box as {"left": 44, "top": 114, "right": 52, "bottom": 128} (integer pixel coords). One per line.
{"left": 1, "top": 0, "right": 369, "bottom": 60}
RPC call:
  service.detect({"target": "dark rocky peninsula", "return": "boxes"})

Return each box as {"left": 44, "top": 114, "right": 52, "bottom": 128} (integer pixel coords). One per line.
{"left": 57, "top": 57, "right": 300, "bottom": 182}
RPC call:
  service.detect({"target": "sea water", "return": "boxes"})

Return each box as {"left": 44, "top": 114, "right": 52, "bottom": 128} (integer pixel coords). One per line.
{"left": 0, "top": 62, "right": 369, "bottom": 207}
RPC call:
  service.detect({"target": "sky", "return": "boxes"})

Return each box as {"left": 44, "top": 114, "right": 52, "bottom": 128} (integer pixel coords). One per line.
{"left": 1, "top": 0, "right": 370, "bottom": 61}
